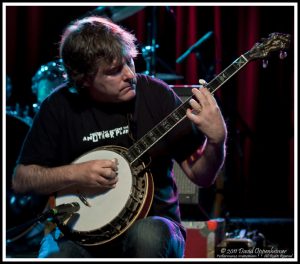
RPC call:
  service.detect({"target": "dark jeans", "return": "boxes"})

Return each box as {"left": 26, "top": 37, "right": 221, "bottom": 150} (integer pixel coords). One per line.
{"left": 38, "top": 216, "right": 185, "bottom": 258}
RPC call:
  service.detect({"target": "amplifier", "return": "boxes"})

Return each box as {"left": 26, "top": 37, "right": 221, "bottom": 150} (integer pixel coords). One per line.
{"left": 170, "top": 85, "right": 195, "bottom": 101}
{"left": 173, "top": 162, "right": 199, "bottom": 205}
{"left": 171, "top": 86, "right": 200, "bottom": 206}
{"left": 171, "top": 86, "right": 225, "bottom": 218}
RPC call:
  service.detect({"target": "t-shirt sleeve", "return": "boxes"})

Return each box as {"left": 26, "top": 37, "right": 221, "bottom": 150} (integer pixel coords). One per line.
{"left": 17, "top": 97, "right": 62, "bottom": 167}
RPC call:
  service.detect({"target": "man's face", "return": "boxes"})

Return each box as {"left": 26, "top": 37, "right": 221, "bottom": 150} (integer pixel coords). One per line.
{"left": 86, "top": 57, "right": 137, "bottom": 103}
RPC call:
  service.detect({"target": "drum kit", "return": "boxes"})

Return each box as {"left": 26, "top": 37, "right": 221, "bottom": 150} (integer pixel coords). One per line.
{"left": 6, "top": 58, "right": 67, "bottom": 201}
{"left": 5, "top": 6, "right": 185, "bottom": 255}
{"left": 6, "top": 60, "right": 66, "bottom": 256}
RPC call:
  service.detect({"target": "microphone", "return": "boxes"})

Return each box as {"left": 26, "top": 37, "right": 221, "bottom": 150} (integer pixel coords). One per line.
{"left": 6, "top": 202, "right": 80, "bottom": 240}
{"left": 47, "top": 202, "right": 80, "bottom": 216}
{"left": 176, "top": 31, "right": 213, "bottom": 64}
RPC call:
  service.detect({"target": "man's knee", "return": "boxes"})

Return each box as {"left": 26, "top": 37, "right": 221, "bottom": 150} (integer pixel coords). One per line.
{"left": 123, "top": 217, "right": 185, "bottom": 257}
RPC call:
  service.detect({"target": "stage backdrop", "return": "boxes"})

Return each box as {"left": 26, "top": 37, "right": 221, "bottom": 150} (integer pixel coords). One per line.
{"left": 5, "top": 5, "right": 294, "bottom": 219}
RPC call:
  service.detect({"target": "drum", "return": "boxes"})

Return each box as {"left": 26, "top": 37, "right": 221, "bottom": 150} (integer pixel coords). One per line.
{"left": 31, "top": 59, "right": 67, "bottom": 113}
{"left": 6, "top": 113, "right": 47, "bottom": 248}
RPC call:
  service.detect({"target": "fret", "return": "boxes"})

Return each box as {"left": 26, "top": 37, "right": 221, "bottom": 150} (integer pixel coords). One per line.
{"left": 133, "top": 143, "right": 143, "bottom": 154}
{"left": 126, "top": 144, "right": 145, "bottom": 163}
{"left": 151, "top": 127, "right": 162, "bottom": 138}
{"left": 207, "top": 55, "right": 248, "bottom": 94}
{"left": 161, "top": 120, "right": 172, "bottom": 131}
{"left": 164, "top": 115, "right": 176, "bottom": 127}
{"left": 175, "top": 104, "right": 188, "bottom": 117}
{"left": 140, "top": 135, "right": 154, "bottom": 149}
{"left": 155, "top": 125, "right": 164, "bottom": 135}
{"left": 137, "top": 139, "right": 147, "bottom": 149}
{"left": 129, "top": 147, "right": 139, "bottom": 158}
{"left": 124, "top": 151, "right": 134, "bottom": 162}
{"left": 207, "top": 78, "right": 221, "bottom": 93}
{"left": 146, "top": 131, "right": 156, "bottom": 142}
{"left": 181, "top": 101, "right": 191, "bottom": 112}
{"left": 170, "top": 112, "right": 181, "bottom": 122}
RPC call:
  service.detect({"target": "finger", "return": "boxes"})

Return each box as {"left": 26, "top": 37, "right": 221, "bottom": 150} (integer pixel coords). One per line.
{"left": 97, "top": 174, "right": 118, "bottom": 187}
{"left": 201, "top": 87, "right": 217, "bottom": 105}
{"left": 102, "top": 159, "right": 119, "bottom": 170}
{"left": 189, "top": 98, "right": 202, "bottom": 114}
{"left": 186, "top": 108, "right": 201, "bottom": 124}
{"left": 112, "top": 158, "right": 119, "bottom": 172}
{"left": 111, "top": 158, "right": 119, "bottom": 171}
{"left": 107, "top": 176, "right": 118, "bottom": 188}
{"left": 101, "top": 168, "right": 118, "bottom": 179}
{"left": 106, "top": 176, "right": 118, "bottom": 185}
{"left": 111, "top": 158, "right": 119, "bottom": 166}
{"left": 97, "top": 169, "right": 118, "bottom": 184}
{"left": 192, "top": 88, "right": 210, "bottom": 108}
{"left": 106, "top": 182, "right": 117, "bottom": 188}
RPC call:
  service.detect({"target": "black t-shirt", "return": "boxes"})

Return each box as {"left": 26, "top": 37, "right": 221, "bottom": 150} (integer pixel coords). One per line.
{"left": 17, "top": 74, "right": 205, "bottom": 237}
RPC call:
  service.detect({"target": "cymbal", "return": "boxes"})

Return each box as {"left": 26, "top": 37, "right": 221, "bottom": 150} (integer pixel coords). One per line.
{"left": 110, "top": 7, "right": 145, "bottom": 22}
{"left": 155, "top": 73, "right": 184, "bottom": 81}
{"left": 93, "top": 6, "right": 145, "bottom": 22}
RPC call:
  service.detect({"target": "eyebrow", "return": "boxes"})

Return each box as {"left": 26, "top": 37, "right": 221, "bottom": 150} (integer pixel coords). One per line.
{"left": 102, "top": 63, "right": 123, "bottom": 75}
{"left": 102, "top": 56, "right": 132, "bottom": 75}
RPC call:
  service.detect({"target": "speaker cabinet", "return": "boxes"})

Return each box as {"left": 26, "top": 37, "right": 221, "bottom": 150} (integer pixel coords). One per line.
{"left": 171, "top": 86, "right": 226, "bottom": 220}
{"left": 170, "top": 86, "right": 201, "bottom": 206}
{"left": 173, "top": 162, "right": 199, "bottom": 204}
{"left": 170, "top": 86, "right": 198, "bottom": 205}
{"left": 171, "top": 86, "right": 225, "bottom": 219}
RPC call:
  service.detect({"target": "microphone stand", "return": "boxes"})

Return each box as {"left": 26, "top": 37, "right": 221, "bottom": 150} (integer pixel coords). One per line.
{"left": 142, "top": 7, "right": 183, "bottom": 81}
{"left": 6, "top": 207, "right": 74, "bottom": 243}
{"left": 150, "top": 6, "right": 157, "bottom": 76}
{"left": 6, "top": 210, "right": 52, "bottom": 243}
{"left": 142, "top": 7, "right": 158, "bottom": 77}
{"left": 176, "top": 31, "right": 213, "bottom": 64}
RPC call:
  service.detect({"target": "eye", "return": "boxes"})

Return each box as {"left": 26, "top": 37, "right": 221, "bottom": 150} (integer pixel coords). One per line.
{"left": 104, "top": 65, "right": 123, "bottom": 76}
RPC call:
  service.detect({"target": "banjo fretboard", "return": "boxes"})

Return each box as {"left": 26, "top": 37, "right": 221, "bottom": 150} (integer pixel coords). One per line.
{"left": 125, "top": 54, "right": 250, "bottom": 164}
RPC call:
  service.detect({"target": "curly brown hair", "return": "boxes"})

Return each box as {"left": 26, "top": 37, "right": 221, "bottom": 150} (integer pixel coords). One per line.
{"left": 59, "top": 16, "right": 138, "bottom": 88}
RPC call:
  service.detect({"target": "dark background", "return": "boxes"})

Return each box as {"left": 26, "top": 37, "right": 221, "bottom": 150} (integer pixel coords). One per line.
{"left": 5, "top": 4, "right": 296, "bottom": 251}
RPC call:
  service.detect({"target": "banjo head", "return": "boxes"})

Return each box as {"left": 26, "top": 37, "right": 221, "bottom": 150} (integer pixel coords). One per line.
{"left": 55, "top": 147, "right": 133, "bottom": 233}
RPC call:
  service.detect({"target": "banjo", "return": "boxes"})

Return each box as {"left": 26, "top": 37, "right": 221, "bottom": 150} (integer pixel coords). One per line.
{"left": 54, "top": 32, "right": 291, "bottom": 246}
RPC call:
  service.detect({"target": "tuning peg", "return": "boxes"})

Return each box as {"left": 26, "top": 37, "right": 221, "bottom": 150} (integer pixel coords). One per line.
{"left": 262, "top": 59, "right": 268, "bottom": 68}
{"left": 279, "top": 50, "right": 288, "bottom": 60}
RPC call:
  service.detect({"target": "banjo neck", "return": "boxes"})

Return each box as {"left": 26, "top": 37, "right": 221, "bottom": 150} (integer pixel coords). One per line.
{"left": 125, "top": 32, "right": 291, "bottom": 165}
{"left": 125, "top": 54, "right": 250, "bottom": 165}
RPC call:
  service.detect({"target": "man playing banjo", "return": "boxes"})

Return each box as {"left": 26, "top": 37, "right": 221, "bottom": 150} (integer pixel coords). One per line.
{"left": 12, "top": 16, "right": 227, "bottom": 258}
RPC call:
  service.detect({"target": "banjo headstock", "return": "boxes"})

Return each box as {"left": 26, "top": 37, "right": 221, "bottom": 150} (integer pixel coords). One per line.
{"left": 245, "top": 32, "right": 291, "bottom": 64}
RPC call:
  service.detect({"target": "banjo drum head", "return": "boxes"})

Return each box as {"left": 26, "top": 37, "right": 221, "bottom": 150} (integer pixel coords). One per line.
{"left": 55, "top": 148, "right": 133, "bottom": 232}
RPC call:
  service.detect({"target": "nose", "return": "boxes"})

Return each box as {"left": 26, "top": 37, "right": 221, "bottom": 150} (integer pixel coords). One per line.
{"left": 123, "top": 63, "right": 135, "bottom": 80}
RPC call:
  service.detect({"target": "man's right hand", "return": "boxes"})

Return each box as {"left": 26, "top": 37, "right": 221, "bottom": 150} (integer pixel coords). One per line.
{"left": 74, "top": 159, "right": 119, "bottom": 188}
